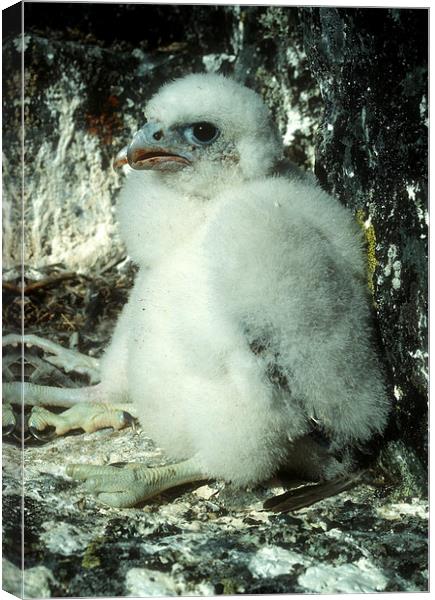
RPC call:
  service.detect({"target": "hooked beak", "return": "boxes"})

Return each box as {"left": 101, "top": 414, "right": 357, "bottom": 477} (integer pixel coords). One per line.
{"left": 113, "top": 123, "right": 192, "bottom": 172}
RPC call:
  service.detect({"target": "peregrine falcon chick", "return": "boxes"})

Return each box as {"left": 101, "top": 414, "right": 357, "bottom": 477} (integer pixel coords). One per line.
{"left": 28, "top": 74, "right": 392, "bottom": 507}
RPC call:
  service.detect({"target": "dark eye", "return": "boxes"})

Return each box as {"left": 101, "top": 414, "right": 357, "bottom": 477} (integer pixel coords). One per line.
{"left": 188, "top": 122, "right": 219, "bottom": 145}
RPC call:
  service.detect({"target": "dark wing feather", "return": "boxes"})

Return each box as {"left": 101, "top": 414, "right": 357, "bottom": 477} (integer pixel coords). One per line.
{"left": 263, "top": 470, "right": 366, "bottom": 513}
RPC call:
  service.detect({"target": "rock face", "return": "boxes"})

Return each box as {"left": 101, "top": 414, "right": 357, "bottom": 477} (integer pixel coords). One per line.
{"left": 300, "top": 7, "right": 428, "bottom": 482}
{"left": 2, "top": 4, "right": 428, "bottom": 598}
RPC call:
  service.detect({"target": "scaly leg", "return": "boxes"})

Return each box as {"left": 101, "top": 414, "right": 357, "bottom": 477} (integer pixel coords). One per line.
{"left": 3, "top": 381, "right": 104, "bottom": 408}
{"left": 67, "top": 456, "right": 208, "bottom": 508}
{"left": 2, "top": 334, "right": 100, "bottom": 382}
{"left": 3, "top": 383, "right": 135, "bottom": 439}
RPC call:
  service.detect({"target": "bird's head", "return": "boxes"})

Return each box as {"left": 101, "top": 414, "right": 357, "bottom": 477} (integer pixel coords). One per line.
{"left": 115, "top": 74, "right": 283, "bottom": 196}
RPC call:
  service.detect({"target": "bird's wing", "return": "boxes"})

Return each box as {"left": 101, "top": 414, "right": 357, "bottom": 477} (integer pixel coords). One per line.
{"left": 202, "top": 175, "right": 387, "bottom": 450}
{"left": 263, "top": 470, "right": 367, "bottom": 512}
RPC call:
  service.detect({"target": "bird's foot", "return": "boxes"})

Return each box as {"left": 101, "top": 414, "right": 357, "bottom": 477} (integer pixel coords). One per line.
{"left": 67, "top": 457, "right": 207, "bottom": 507}
{"left": 3, "top": 334, "right": 100, "bottom": 382}
{"left": 28, "top": 402, "right": 136, "bottom": 440}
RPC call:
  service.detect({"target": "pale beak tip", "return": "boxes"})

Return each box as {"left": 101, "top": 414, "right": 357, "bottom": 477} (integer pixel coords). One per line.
{"left": 113, "top": 146, "right": 128, "bottom": 171}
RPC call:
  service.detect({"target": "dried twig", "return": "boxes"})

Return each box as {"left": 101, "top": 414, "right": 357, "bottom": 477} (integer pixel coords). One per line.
{"left": 2, "top": 271, "right": 78, "bottom": 295}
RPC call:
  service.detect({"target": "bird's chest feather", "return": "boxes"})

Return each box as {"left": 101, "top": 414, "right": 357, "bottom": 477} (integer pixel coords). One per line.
{"left": 121, "top": 181, "right": 266, "bottom": 399}
{"left": 118, "top": 174, "right": 211, "bottom": 266}
{"left": 126, "top": 226, "right": 233, "bottom": 383}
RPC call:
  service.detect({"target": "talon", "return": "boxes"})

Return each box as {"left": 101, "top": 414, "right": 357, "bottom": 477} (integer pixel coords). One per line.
{"left": 28, "top": 406, "right": 58, "bottom": 436}
{"left": 121, "top": 411, "right": 139, "bottom": 432}
{"left": 118, "top": 410, "right": 136, "bottom": 430}
{"left": 28, "top": 425, "right": 57, "bottom": 441}
{"left": 3, "top": 423, "right": 15, "bottom": 437}
{"left": 2, "top": 403, "right": 16, "bottom": 437}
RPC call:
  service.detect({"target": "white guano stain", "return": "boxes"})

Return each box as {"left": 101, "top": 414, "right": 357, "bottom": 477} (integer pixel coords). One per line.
{"left": 383, "top": 244, "right": 402, "bottom": 290}
{"left": 298, "top": 558, "right": 388, "bottom": 593}
{"left": 202, "top": 53, "right": 236, "bottom": 73}
{"left": 125, "top": 566, "right": 216, "bottom": 596}
{"left": 376, "top": 498, "right": 428, "bottom": 520}
{"left": 407, "top": 181, "right": 428, "bottom": 227}
{"left": 408, "top": 349, "right": 428, "bottom": 381}
{"left": 393, "top": 385, "right": 403, "bottom": 400}
{"left": 39, "top": 521, "right": 95, "bottom": 556}
{"left": 248, "top": 546, "right": 308, "bottom": 578}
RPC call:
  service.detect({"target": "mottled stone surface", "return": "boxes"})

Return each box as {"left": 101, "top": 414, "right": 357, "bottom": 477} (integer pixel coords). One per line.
{"left": 2, "top": 429, "right": 429, "bottom": 597}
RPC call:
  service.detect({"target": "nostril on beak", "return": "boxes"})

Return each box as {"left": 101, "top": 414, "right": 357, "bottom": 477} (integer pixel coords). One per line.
{"left": 153, "top": 130, "right": 163, "bottom": 141}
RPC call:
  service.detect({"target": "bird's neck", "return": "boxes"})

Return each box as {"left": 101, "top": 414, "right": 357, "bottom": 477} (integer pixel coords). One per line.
{"left": 158, "top": 163, "right": 248, "bottom": 202}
